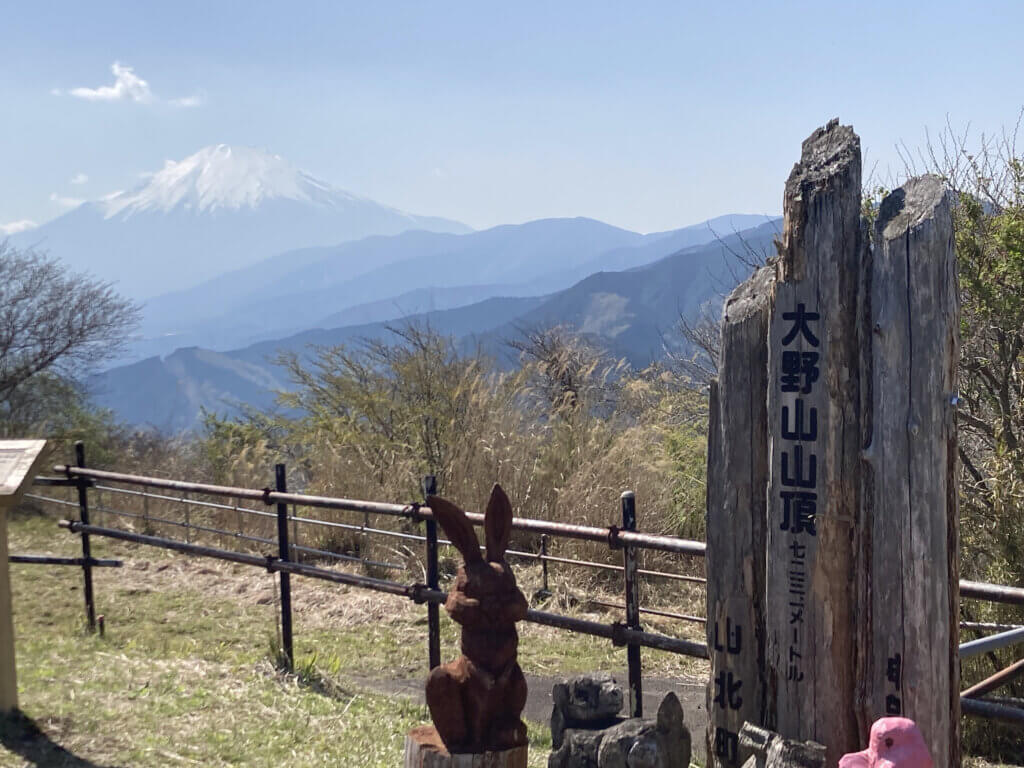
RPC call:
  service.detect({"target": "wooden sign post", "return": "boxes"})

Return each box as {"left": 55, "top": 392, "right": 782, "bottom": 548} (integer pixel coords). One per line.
{"left": 705, "top": 267, "right": 774, "bottom": 767}
{"left": 0, "top": 439, "right": 47, "bottom": 712}
{"left": 765, "top": 121, "right": 865, "bottom": 763}
{"left": 706, "top": 121, "right": 959, "bottom": 767}
{"left": 859, "top": 175, "right": 960, "bottom": 765}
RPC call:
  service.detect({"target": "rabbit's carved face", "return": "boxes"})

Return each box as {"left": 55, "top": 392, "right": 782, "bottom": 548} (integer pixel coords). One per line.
{"left": 448, "top": 560, "right": 528, "bottom": 627}
{"left": 428, "top": 484, "right": 528, "bottom": 629}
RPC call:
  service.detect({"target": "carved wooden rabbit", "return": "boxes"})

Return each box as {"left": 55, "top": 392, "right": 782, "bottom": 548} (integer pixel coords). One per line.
{"left": 425, "top": 484, "right": 530, "bottom": 754}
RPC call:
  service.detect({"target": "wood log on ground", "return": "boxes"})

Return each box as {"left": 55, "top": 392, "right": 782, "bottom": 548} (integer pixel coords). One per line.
{"left": 858, "top": 174, "right": 959, "bottom": 767}
{"left": 706, "top": 266, "right": 775, "bottom": 767}
{"left": 404, "top": 726, "right": 528, "bottom": 768}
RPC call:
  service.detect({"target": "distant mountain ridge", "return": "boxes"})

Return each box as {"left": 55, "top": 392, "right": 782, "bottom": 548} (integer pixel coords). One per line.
{"left": 131, "top": 213, "right": 774, "bottom": 360}
{"left": 12, "top": 144, "right": 469, "bottom": 299}
{"left": 90, "top": 220, "right": 780, "bottom": 431}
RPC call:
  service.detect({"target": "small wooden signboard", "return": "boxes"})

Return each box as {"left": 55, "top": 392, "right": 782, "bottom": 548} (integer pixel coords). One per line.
{"left": 0, "top": 440, "right": 47, "bottom": 504}
{"left": 0, "top": 439, "right": 47, "bottom": 712}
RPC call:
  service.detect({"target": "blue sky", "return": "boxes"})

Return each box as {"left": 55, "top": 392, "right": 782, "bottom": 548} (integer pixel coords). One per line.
{"left": 3, "top": 0, "right": 1023, "bottom": 234}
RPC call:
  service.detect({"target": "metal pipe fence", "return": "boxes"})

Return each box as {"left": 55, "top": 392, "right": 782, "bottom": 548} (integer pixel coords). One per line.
{"left": 26, "top": 446, "right": 711, "bottom": 700}
{"left": 960, "top": 626, "right": 1024, "bottom": 659}
{"left": 19, "top": 443, "right": 1024, "bottom": 726}
{"left": 49, "top": 464, "right": 708, "bottom": 556}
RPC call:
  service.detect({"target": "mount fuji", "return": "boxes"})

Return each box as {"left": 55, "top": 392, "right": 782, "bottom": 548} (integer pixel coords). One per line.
{"left": 12, "top": 145, "right": 470, "bottom": 298}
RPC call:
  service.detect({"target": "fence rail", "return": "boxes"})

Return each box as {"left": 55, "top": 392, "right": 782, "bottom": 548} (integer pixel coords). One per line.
{"left": 19, "top": 446, "right": 1024, "bottom": 726}
{"left": 8, "top": 554, "right": 122, "bottom": 567}
{"left": 26, "top": 449, "right": 712, "bottom": 720}
{"left": 51, "top": 464, "right": 709, "bottom": 556}
{"left": 55, "top": 517, "right": 709, "bottom": 661}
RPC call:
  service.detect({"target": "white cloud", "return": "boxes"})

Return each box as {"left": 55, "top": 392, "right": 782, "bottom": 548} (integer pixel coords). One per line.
{"left": 62, "top": 62, "right": 205, "bottom": 108}
{"left": 0, "top": 220, "right": 37, "bottom": 235}
{"left": 50, "top": 192, "right": 85, "bottom": 209}
{"left": 70, "top": 173, "right": 89, "bottom": 185}
{"left": 170, "top": 92, "right": 205, "bottom": 108}
{"left": 70, "top": 62, "right": 153, "bottom": 103}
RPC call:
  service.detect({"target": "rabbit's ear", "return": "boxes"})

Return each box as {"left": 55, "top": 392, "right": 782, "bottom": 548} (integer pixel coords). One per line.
{"left": 428, "top": 495, "right": 481, "bottom": 563}
{"left": 484, "top": 484, "right": 513, "bottom": 562}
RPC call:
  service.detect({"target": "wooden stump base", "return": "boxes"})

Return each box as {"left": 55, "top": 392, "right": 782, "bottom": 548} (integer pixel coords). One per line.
{"left": 404, "top": 726, "right": 527, "bottom": 768}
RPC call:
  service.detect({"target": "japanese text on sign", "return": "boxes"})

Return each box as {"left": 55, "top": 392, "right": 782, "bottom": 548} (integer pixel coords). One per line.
{"left": 777, "top": 303, "right": 821, "bottom": 683}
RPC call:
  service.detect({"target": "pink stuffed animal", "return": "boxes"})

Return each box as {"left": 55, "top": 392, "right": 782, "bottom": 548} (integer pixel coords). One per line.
{"left": 839, "top": 718, "right": 933, "bottom": 768}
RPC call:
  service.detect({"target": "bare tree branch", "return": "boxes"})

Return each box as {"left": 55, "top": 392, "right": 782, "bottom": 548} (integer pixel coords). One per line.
{"left": 0, "top": 242, "right": 140, "bottom": 410}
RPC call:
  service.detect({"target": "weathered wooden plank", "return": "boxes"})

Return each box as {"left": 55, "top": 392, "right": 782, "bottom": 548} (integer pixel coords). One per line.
{"left": 765, "top": 119, "right": 865, "bottom": 764}
{"left": 860, "top": 175, "right": 959, "bottom": 767}
{"left": 0, "top": 439, "right": 46, "bottom": 713}
{"left": 706, "top": 265, "right": 775, "bottom": 767}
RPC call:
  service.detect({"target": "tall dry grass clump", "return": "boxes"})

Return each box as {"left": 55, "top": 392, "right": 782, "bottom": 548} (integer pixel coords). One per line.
{"left": 194, "top": 323, "right": 710, "bottom": 579}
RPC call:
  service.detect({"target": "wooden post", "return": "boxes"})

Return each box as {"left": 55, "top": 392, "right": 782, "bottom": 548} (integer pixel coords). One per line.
{"left": 705, "top": 120, "right": 960, "bottom": 766}
{"left": 765, "top": 119, "right": 865, "bottom": 763}
{"left": 0, "top": 505, "right": 17, "bottom": 713}
{"left": 0, "top": 439, "right": 47, "bottom": 712}
{"left": 859, "top": 175, "right": 959, "bottom": 766}
{"left": 705, "top": 267, "right": 774, "bottom": 767}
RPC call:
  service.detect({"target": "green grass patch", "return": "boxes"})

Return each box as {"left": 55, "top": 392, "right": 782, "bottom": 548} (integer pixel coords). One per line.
{"left": 1, "top": 510, "right": 690, "bottom": 767}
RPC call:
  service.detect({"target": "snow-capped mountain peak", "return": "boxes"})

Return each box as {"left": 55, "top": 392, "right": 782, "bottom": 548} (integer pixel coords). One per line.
{"left": 14, "top": 143, "right": 469, "bottom": 299}
{"left": 101, "top": 144, "right": 357, "bottom": 218}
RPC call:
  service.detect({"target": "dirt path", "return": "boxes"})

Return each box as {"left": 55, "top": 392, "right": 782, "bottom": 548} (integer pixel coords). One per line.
{"left": 347, "top": 670, "right": 709, "bottom": 764}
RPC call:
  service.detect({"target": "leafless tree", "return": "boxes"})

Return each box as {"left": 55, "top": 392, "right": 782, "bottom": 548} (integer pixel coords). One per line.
{"left": 668, "top": 300, "right": 722, "bottom": 386}
{"left": 668, "top": 222, "right": 781, "bottom": 387}
{"left": 0, "top": 242, "right": 140, "bottom": 409}
{"left": 507, "top": 325, "right": 623, "bottom": 417}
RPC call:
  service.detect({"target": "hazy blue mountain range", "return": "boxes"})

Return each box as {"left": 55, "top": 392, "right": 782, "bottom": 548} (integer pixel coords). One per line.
{"left": 90, "top": 221, "right": 779, "bottom": 432}
{"left": 131, "top": 213, "right": 773, "bottom": 360}
{"left": 11, "top": 145, "right": 469, "bottom": 299}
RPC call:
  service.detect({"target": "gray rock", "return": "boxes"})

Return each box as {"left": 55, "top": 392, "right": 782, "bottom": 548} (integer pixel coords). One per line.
{"left": 552, "top": 706, "right": 569, "bottom": 750}
{"left": 596, "top": 719, "right": 647, "bottom": 768}
{"left": 549, "top": 728, "right": 605, "bottom": 768}
{"left": 626, "top": 732, "right": 661, "bottom": 768}
{"left": 738, "top": 723, "right": 826, "bottom": 768}
{"left": 551, "top": 673, "right": 625, "bottom": 749}
{"left": 553, "top": 673, "right": 625, "bottom": 723}
{"left": 549, "top": 690, "right": 690, "bottom": 768}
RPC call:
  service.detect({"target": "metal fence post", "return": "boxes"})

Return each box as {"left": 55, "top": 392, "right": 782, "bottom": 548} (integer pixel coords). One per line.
{"left": 360, "top": 509, "right": 370, "bottom": 571}
{"left": 540, "top": 534, "right": 550, "bottom": 596}
{"left": 275, "top": 463, "right": 294, "bottom": 671}
{"left": 621, "top": 490, "right": 642, "bottom": 717}
{"left": 291, "top": 504, "right": 299, "bottom": 564}
{"left": 423, "top": 475, "right": 441, "bottom": 670}
{"left": 183, "top": 491, "right": 191, "bottom": 544}
{"left": 74, "top": 442, "right": 96, "bottom": 632}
